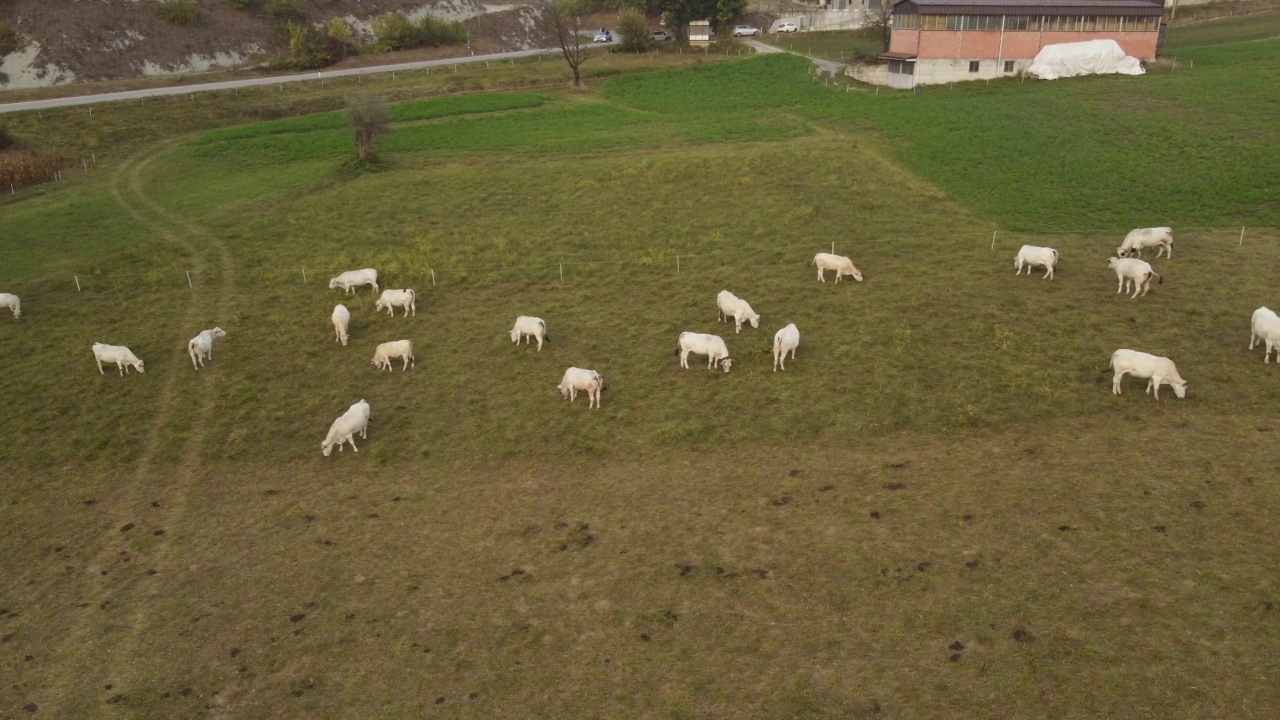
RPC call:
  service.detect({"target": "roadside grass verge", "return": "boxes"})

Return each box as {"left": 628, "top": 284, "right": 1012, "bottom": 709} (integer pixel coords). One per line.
{"left": 769, "top": 29, "right": 887, "bottom": 63}
{"left": 1164, "top": 7, "right": 1280, "bottom": 49}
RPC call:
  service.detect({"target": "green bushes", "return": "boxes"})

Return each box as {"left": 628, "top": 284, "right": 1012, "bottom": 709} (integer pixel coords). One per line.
{"left": 616, "top": 10, "right": 651, "bottom": 53}
{"left": 154, "top": 0, "right": 205, "bottom": 26}
{"left": 0, "top": 21, "right": 21, "bottom": 56}
{"left": 371, "top": 12, "right": 467, "bottom": 52}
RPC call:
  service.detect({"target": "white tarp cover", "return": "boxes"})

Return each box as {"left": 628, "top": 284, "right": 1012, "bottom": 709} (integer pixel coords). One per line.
{"left": 1027, "top": 39, "right": 1145, "bottom": 80}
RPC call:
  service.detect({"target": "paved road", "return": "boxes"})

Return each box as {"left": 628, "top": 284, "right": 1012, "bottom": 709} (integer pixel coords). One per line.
{"left": 0, "top": 41, "right": 615, "bottom": 115}
{"left": 743, "top": 37, "right": 845, "bottom": 76}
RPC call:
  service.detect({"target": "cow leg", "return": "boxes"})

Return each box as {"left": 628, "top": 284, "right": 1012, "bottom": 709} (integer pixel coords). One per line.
{"left": 1116, "top": 277, "right": 1124, "bottom": 294}
{"left": 1112, "top": 371, "right": 1125, "bottom": 395}
{"left": 349, "top": 435, "right": 358, "bottom": 452}
{"left": 1249, "top": 331, "right": 1257, "bottom": 350}
{"left": 817, "top": 268, "right": 825, "bottom": 283}
{"left": 97, "top": 358, "right": 104, "bottom": 374}
{"left": 119, "top": 362, "right": 126, "bottom": 377}
{"left": 536, "top": 336, "right": 542, "bottom": 352}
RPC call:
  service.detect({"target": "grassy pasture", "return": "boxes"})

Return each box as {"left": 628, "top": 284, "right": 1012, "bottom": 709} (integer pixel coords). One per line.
{"left": 770, "top": 30, "right": 887, "bottom": 63}
{"left": 1, "top": 20, "right": 1280, "bottom": 719}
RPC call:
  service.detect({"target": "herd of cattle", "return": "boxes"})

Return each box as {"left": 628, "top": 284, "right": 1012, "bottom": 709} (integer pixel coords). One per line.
{"left": 2, "top": 226, "right": 1278, "bottom": 455}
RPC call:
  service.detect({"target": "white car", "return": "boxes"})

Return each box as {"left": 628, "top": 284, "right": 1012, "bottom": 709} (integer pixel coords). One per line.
{"left": 776, "top": 22, "right": 798, "bottom": 33}
{"left": 593, "top": 29, "right": 612, "bottom": 43}
{"left": 732, "top": 25, "right": 760, "bottom": 37}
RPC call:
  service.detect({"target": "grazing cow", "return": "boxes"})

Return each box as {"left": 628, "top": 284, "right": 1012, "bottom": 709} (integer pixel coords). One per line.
{"left": 556, "top": 367, "right": 604, "bottom": 409}
{"left": 187, "top": 327, "right": 226, "bottom": 370}
{"left": 676, "top": 332, "right": 733, "bottom": 372}
{"left": 92, "top": 343, "right": 144, "bottom": 376}
{"left": 1109, "top": 349, "right": 1187, "bottom": 400}
{"left": 371, "top": 339, "right": 414, "bottom": 371}
{"left": 716, "top": 290, "right": 760, "bottom": 333}
{"left": 1013, "top": 245, "right": 1059, "bottom": 280}
{"left": 0, "top": 293, "right": 19, "bottom": 318}
{"left": 321, "top": 399, "right": 371, "bottom": 456}
{"left": 812, "top": 253, "right": 863, "bottom": 283}
{"left": 329, "top": 268, "right": 379, "bottom": 295}
{"left": 332, "top": 304, "right": 351, "bottom": 346}
{"left": 1250, "top": 306, "right": 1280, "bottom": 363}
{"left": 1117, "top": 227, "right": 1173, "bottom": 259}
{"left": 375, "top": 289, "right": 416, "bottom": 317}
{"left": 1108, "top": 257, "right": 1162, "bottom": 298}
{"left": 772, "top": 323, "right": 800, "bottom": 372}
{"left": 510, "top": 316, "right": 549, "bottom": 351}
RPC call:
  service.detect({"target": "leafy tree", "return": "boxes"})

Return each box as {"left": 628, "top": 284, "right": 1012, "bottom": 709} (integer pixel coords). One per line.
{"left": 617, "top": 10, "right": 652, "bottom": 52}
{"left": 325, "top": 16, "right": 357, "bottom": 60}
{"left": 347, "top": 94, "right": 390, "bottom": 162}
{"left": 539, "top": 0, "right": 598, "bottom": 88}
{"left": 284, "top": 22, "right": 330, "bottom": 68}
{"left": 658, "top": 0, "right": 744, "bottom": 41}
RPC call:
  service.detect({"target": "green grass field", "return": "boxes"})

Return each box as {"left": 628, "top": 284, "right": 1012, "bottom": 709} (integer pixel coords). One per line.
{"left": 1, "top": 17, "right": 1279, "bottom": 719}
{"left": 770, "top": 29, "right": 887, "bottom": 63}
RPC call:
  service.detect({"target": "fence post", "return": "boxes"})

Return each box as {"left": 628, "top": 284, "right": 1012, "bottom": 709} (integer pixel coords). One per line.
{"left": 676, "top": 255, "right": 681, "bottom": 273}
{"left": 559, "top": 263, "right": 564, "bottom": 282}
{"left": 831, "top": 241, "right": 835, "bottom": 254}
{"left": 991, "top": 230, "right": 997, "bottom": 251}
{"left": 1239, "top": 226, "right": 1245, "bottom": 246}
{"left": 75, "top": 275, "right": 81, "bottom": 292}
{"left": 186, "top": 271, "right": 193, "bottom": 289}
{"left": 302, "top": 269, "right": 307, "bottom": 283}
{"left": 431, "top": 269, "right": 436, "bottom": 286}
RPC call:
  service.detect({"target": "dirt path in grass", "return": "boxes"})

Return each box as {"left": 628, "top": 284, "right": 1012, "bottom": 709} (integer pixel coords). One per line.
{"left": 35, "top": 140, "right": 238, "bottom": 717}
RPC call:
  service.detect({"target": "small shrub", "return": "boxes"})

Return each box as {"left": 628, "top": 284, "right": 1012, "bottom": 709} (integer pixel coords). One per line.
{"left": 282, "top": 22, "right": 330, "bottom": 69}
{"left": 155, "top": 0, "right": 205, "bottom": 26}
{"left": 371, "top": 12, "right": 467, "bottom": 53}
{"left": 0, "top": 21, "right": 21, "bottom": 56}
{"left": 325, "top": 16, "right": 358, "bottom": 60}
{"left": 347, "top": 94, "right": 390, "bottom": 162}
{"left": 264, "top": 0, "right": 306, "bottom": 22}
{"left": 617, "top": 10, "right": 651, "bottom": 53}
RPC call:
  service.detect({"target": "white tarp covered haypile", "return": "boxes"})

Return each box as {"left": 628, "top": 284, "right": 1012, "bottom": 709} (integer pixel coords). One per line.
{"left": 1027, "top": 39, "right": 1145, "bottom": 80}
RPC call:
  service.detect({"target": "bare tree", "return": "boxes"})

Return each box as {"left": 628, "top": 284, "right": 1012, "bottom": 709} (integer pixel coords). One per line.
{"left": 540, "top": 0, "right": 595, "bottom": 88}
{"left": 862, "top": 0, "right": 895, "bottom": 53}
{"left": 347, "top": 94, "right": 390, "bottom": 162}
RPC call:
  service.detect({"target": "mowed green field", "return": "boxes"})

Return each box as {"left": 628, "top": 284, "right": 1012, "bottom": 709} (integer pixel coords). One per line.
{"left": 1, "top": 20, "right": 1279, "bottom": 719}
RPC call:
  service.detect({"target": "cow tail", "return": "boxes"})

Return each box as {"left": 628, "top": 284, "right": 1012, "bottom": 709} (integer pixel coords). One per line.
{"left": 539, "top": 319, "right": 548, "bottom": 343}
{"left": 1154, "top": 271, "right": 1163, "bottom": 285}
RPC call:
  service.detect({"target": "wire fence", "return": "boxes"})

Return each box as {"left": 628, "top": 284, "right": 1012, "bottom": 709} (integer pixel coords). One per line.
{"left": 5, "top": 226, "right": 1275, "bottom": 294}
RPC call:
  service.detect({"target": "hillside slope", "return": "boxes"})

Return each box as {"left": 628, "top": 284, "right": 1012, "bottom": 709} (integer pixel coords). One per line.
{"left": 0, "top": 0, "right": 544, "bottom": 88}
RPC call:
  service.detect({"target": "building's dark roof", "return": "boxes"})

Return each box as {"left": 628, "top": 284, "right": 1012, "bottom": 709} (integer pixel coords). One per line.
{"left": 893, "top": 0, "right": 1163, "bottom": 14}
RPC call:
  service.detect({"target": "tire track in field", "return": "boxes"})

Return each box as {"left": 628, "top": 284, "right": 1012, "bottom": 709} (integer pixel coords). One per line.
{"left": 97, "top": 141, "right": 242, "bottom": 710}
{"left": 34, "top": 141, "right": 232, "bottom": 718}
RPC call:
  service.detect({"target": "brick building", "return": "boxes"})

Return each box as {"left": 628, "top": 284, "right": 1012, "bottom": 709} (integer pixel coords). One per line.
{"left": 882, "top": 0, "right": 1164, "bottom": 88}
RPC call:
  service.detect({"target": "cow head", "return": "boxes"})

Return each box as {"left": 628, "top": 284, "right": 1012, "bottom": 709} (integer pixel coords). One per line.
{"left": 212, "top": 327, "right": 226, "bottom": 339}
{"left": 135, "top": 361, "right": 145, "bottom": 374}
{"left": 747, "top": 314, "right": 760, "bottom": 329}
{"left": 844, "top": 266, "right": 864, "bottom": 282}
{"left": 719, "top": 358, "right": 734, "bottom": 373}
{"left": 556, "top": 382, "right": 570, "bottom": 399}
{"left": 328, "top": 278, "right": 341, "bottom": 289}
{"left": 1108, "top": 257, "right": 1120, "bottom": 269}
{"left": 322, "top": 440, "right": 334, "bottom": 456}
{"left": 1116, "top": 247, "right": 1133, "bottom": 258}
{"left": 1172, "top": 380, "right": 1187, "bottom": 399}
{"left": 509, "top": 327, "right": 521, "bottom": 343}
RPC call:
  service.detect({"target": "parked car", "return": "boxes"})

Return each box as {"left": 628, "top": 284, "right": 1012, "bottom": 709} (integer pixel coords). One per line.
{"left": 732, "top": 24, "right": 760, "bottom": 37}
{"left": 776, "top": 22, "right": 798, "bottom": 33}
{"left": 650, "top": 29, "right": 673, "bottom": 42}
{"left": 593, "top": 29, "right": 612, "bottom": 43}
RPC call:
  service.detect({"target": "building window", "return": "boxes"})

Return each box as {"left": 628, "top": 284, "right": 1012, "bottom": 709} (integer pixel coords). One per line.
{"left": 969, "top": 61, "right": 980, "bottom": 72}
{"left": 1004, "top": 60, "right": 1015, "bottom": 72}
{"left": 1081, "top": 16, "right": 1099, "bottom": 31}
{"left": 1004, "top": 15, "right": 1039, "bottom": 31}
{"left": 892, "top": 13, "right": 920, "bottom": 29}
{"left": 921, "top": 14, "right": 947, "bottom": 30}
{"left": 1123, "top": 16, "right": 1158, "bottom": 32}
{"left": 1043, "top": 15, "right": 1080, "bottom": 31}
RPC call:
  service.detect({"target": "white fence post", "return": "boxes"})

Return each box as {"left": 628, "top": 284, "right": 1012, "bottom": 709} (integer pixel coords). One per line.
{"left": 676, "top": 255, "right": 681, "bottom": 274}
{"left": 1239, "top": 226, "right": 1246, "bottom": 246}
{"left": 431, "top": 269, "right": 436, "bottom": 287}
{"left": 831, "top": 241, "right": 835, "bottom": 254}
{"left": 559, "top": 263, "right": 563, "bottom": 282}
{"left": 186, "top": 271, "right": 193, "bottom": 289}
{"left": 75, "top": 275, "right": 81, "bottom": 292}
{"left": 991, "top": 230, "right": 997, "bottom": 251}
{"left": 302, "top": 269, "right": 307, "bottom": 283}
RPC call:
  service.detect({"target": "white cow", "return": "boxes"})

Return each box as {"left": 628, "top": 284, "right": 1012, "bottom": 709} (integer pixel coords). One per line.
{"left": 1117, "top": 227, "right": 1173, "bottom": 259}
{"left": 1108, "top": 257, "right": 1162, "bottom": 298}
{"left": 329, "top": 268, "right": 379, "bottom": 295}
{"left": 0, "top": 293, "right": 19, "bottom": 318}
{"left": 716, "top": 290, "right": 760, "bottom": 333}
{"left": 1249, "top": 306, "right": 1280, "bottom": 363}
{"left": 92, "top": 343, "right": 144, "bottom": 376}
{"left": 510, "top": 316, "right": 549, "bottom": 351}
{"left": 321, "top": 399, "right": 371, "bottom": 456}
{"left": 371, "top": 339, "right": 414, "bottom": 371}
{"left": 375, "top": 289, "right": 416, "bottom": 317}
{"left": 557, "top": 367, "right": 604, "bottom": 409}
{"left": 187, "top": 327, "right": 226, "bottom": 370}
{"left": 332, "top": 304, "right": 351, "bottom": 346}
{"left": 1109, "top": 349, "right": 1187, "bottom": 400}
{"left": 676, "top": 332, "right": 733, "bottom": 372}
{"left": 1013, "top": 245, "right": 1059, "bottom": 280}
{"left": 812, "top": 253, "right": 863, "bottom": 283}
{"left": 772, "top": 323, "right": 800, "bottom": 372}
